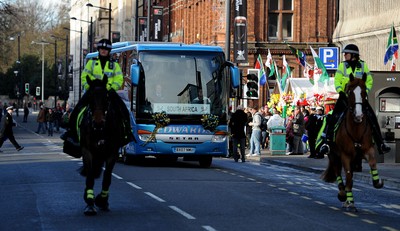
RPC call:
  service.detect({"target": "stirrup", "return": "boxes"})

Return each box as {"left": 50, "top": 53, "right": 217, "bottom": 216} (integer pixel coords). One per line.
{"left": 320, "top": 143, "right": 330, "bottom": 155}
{"left": 379, "top": 143, "right": 391, "bottom": 155}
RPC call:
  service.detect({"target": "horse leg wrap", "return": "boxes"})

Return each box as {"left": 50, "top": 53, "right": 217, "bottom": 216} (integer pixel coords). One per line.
{"left": 84, "top": 189, "right": 95, "bottom": 205}
{"left": 95, "top": 190, "right": 110, "bottom": 211}
{"left": 370, "top": 169, "right": 379, "bottom": 181}
{"left": 100, "top": 190, "right": 109, "bottom": 198}
{"left": 336, "top": 176, "right": 345, "bottom": 189}
{"left": 345, "top": 191, "right": 354, "bottom": 204}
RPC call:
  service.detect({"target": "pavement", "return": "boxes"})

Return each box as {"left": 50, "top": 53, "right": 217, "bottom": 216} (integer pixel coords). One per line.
{"left": 245, "top": 149, "right": 400, "bottom": 190}
{"left": 4, "top": 109, "right": 400, "bottom": 190}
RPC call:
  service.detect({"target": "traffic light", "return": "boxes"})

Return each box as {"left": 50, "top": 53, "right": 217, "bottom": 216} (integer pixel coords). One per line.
{"left": 245, "top": 69, "right": 260, "bottom": 99}
{"left": 36, "top": 87, "right": 40, "bottom": 96}
{"left": 25, "top": 83, "right": 29, "bottom": 94}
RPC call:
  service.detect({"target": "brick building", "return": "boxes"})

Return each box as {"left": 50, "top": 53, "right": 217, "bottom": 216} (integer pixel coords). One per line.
{"left": 150, "top": 0, "right": 338, "bottom": 105}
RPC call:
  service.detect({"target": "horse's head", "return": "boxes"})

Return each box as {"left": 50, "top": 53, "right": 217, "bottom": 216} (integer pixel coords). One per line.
{"left": 86, "top": 76, "right": 109, "bottom": 129}
{"left": 345, "top": 73, "right": 368, "bottom": 123}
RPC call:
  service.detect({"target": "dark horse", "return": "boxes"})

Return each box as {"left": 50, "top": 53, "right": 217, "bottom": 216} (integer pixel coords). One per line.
{"left": 321, "top": 73, "right": 383, "bottom": 212}
{"left": 79, "top": 76, "right": 123, "bottom": 215}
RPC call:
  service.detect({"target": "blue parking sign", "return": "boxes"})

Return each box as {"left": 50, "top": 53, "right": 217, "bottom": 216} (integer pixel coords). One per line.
{"left": 319, "top": 47, "right": 339, "bottom": 70}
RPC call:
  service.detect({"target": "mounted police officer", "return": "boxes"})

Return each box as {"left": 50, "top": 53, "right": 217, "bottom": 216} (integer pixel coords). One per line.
{"left": 62, "top": 39, "right": 134, "bottom": 151}
{"left": 319, "top": 44, "right": 391, "bottom": 155}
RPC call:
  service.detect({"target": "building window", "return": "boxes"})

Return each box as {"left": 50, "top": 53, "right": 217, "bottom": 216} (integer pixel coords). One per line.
{"left": 268, "top": 0, "right": 293, "bottom": 40}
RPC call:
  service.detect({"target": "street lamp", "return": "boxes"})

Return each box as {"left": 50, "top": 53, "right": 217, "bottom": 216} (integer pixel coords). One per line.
{"left": 64, "top": 27, "right": 83, "bottom": 99}
{"left": 9, "top": 34, "right": 22, "bottom": 107}
{"left": 71, "top": 16, "right": 93, "bottom": 52}
{"left": 86, "top": 2, "right": 112, "bottom": 41}
{"left": 31, "top": 40, "right": 50, "bottom": 103}
{"left": 51, "top": 34, "right": 69, "bottom": 105}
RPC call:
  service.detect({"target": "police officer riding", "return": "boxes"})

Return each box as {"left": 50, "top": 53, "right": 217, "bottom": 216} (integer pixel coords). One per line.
{"left": 319, "top": 44, "right": 391, "bottom": 155}
{"left": 62, "top": 39, "right": 134, "bottom": 152}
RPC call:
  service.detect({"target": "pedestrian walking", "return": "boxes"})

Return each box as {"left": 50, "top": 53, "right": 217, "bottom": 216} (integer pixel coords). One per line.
{"left": 36, "top": 105, "right": 46, "bottom": 134}
{"left": 46, "top": 108, "right": 55, "bottom": 136}
{"left": 0, "top": 106, "right": 24, "bottom": 152}
{"left": 23, "top": 103, "right": 29, "bottom": 123}
{"left": 229, "top": 105, "right": 248, "bottom": 162}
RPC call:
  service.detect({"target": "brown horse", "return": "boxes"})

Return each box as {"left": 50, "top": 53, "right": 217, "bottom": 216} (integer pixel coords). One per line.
{"left": 321, "top": 73, "right": 383, "bottom": 212}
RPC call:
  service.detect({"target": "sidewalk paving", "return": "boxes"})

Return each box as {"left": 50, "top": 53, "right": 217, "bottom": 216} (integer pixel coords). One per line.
{"left": 244, "top": 149, "right": 400, "bottom": 190}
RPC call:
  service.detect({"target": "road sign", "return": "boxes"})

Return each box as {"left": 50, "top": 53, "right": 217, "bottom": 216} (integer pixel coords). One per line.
{"left": 319, "top": 47, "right": 339, "bottom": 70}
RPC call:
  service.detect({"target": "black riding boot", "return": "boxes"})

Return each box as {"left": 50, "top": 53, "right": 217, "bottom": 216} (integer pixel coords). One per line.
{"left": 366, "top": 105, "right": 391, "bottom": 155}
{"left": 109, "top": 90, "right": 135, "bottom": 146}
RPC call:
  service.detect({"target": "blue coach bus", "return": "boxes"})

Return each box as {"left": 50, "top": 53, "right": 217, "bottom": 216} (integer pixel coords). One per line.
{"left": 85, "top": 42, "right": 239, "bottom": 167}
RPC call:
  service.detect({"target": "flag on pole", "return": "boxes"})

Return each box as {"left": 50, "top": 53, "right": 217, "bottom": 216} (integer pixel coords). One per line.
{"left": 310, "top": 46, "right": 329, "bottom": 84}
{"left": 281, "top": 55, "right": 291, "bottom": 90}
{"left": 285, "top": 41, "right": 306, "bottom": 67}
{"left": 303, "top": 62, "right": 314, "bottom": 85}
{"left": 265, "top": 49, "right": 275, "bottom": 77}
{"left": 255, "top": 54, "right": 267, "bottom": 85}
{"left": 273, "top": 60, "right": 283, "bottom": 92}
{"left": 384, "top": 24, "right": 399, "bottom": 71}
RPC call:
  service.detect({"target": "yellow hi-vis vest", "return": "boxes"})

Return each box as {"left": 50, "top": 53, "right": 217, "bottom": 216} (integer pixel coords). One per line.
{"left": 81, "top": 58, "right": 123, "bottom": 91}
{"left": 334, "top": 60, "right": 373, "bottom": 94}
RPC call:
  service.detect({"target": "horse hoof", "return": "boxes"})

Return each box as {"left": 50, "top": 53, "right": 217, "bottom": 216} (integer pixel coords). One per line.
{"left": 342, "top": 201, "right": 358, "bottom": 212}
{"left": 84, "top": 205, "right": 98, "bottom": 216}
{"left": 95, "top": 194, "right": 110, "bottom": 211}
{"left": 373, "top": 179, "right": 384, "bottom": 189}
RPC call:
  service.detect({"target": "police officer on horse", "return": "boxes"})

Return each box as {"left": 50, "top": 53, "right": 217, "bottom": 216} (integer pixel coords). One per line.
{"left": 62, "top": 39, "right": 134, "bottom": 152}
{"left": 319, "top": 44, "right": 391, "bottom": 156}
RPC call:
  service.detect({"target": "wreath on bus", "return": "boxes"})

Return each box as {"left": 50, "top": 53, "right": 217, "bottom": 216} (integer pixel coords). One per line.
{"left": 141, "top": 111, "right": 170, "bottom": 146}
{"left": 201, "top": 114, "right": 219, "bottom": 132}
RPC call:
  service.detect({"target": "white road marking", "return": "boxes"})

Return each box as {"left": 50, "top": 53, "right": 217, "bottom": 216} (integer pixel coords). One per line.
{"left": 169, "top": 205, "right": 196, "bottom": 219}
{"left": 202, "top": 225, "right": 217, "bottom": 231}
{"left": 127, "top": 182, "right": 142, "bottom": 189}
{"left": 144, "top": 192, "right": 166, "bottom": 202}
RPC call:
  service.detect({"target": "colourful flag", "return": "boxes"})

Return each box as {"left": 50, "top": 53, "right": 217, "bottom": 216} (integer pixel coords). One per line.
{"left": 255, "top": 54, "right": 267, "bottom": 85}
{"left": 285, "top": 41, "right": 306, "bottom": 67}
{"left": 273, "top": 60, "right": 283, "bottom": 91}
{"left": 303, "top": 62, "right": 314, "bottom": 85}
{"left": 281, "top": 55, "right": 291, "bottom": 90}
{"left": 384, "top": 24, "right": 399, "bottom": 66}
{"left": 265, "top": 49, "right": 275, "bottom": 77}
{"left": 310, "top": 46, "right": 329, "bottom": 84}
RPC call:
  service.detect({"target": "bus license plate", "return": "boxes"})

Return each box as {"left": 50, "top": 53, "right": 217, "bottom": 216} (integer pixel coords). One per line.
{"left": 175, "top": 147, "right": 194, "bottom": 153}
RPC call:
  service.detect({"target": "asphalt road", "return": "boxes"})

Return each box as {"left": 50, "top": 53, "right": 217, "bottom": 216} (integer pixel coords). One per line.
{"left": 0, "top": 114, "right": 399, "bottom": 231}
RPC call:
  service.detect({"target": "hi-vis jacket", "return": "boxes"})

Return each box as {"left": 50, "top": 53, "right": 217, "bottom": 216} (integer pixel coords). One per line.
{"left": 334, "top": 60, "right": 373, "bottom": 94}
{"left": 81, "top": 58, "right": 123, "bottom": 91}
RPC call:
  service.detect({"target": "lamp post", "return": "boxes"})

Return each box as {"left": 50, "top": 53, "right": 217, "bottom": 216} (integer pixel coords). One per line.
{"left": 31, "top": 41, "right": 50, "bottom": 103}
{"left": 71, "top": 17, "right": 93, "bottom": 52}
{"left": 86, "top": 2, "right": 112, "bottom": 41}
{"left": 10, "top": 34, "right": 22, "bottom": 107}
{"left": 64, "top": 27, "right": 83, "bottom": 99}
{"left": 51, "top": 34, "right": 69, "bottom": 104}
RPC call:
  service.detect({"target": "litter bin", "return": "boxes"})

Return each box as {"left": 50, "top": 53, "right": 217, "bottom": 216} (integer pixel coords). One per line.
{"left": 270, "top": 126, "right": 286, "bottom": 155}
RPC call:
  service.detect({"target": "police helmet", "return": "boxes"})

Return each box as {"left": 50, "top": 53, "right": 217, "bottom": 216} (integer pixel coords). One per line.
{"left": 342, "top": 44, "right": 359, "bottom": 55}
{"left": 97, "top": 39, "right": 112, "bottom": 51}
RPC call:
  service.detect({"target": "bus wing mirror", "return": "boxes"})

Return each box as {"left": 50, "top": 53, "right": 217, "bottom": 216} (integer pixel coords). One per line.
{"left": 130, "top": 63, "right": 140, "bottom": 86}
{"left": 230, "top": 66, "right": 240, "bottom": 88}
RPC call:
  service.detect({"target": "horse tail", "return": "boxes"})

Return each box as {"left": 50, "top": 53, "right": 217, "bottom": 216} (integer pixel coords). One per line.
{"left": 321, "top": 152, "right": 341, "bottom": 183}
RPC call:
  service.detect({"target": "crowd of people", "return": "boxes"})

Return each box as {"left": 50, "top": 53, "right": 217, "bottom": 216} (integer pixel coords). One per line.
{"left": 228, "top": 104, "right": 327, "bottom": 162}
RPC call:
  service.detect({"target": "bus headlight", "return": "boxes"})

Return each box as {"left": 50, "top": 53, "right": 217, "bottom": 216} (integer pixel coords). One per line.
{"left": 138, "top": 130, "right": 156, "bottom": 142}
{"left": 211, "top": 134, "right": 227, "bottom": 142}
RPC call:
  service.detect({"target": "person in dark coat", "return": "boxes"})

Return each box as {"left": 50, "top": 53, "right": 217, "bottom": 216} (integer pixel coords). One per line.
{"left": 229, "top": 105, "right": 248, "bottom": 162}
{"left": 23, "top": 103, "right": 29, "bottom": 123}
{"left": 305, "top": 106, "right": 325, "bottom": 158}
{"left": 0, "top": 106, "right": 24, "bottom": 152}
